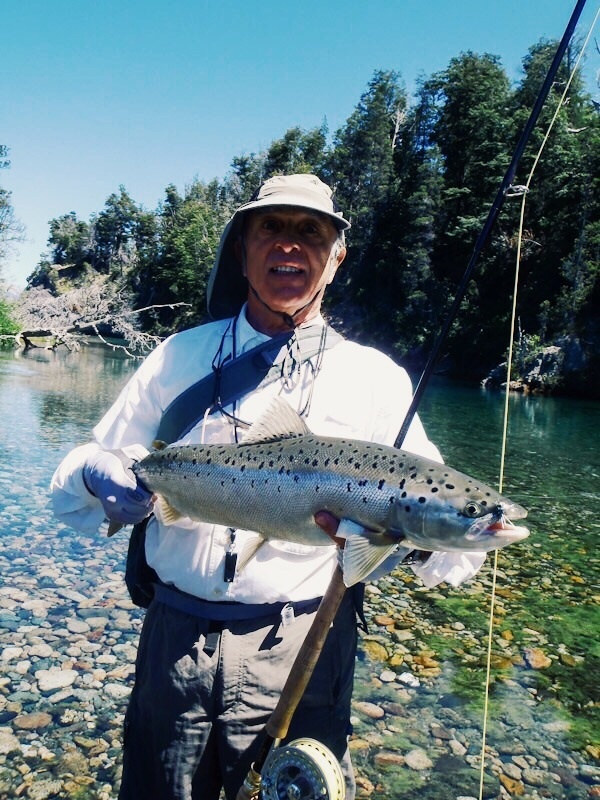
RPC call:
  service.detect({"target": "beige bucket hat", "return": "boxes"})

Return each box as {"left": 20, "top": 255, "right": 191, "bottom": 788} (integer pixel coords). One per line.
{"left": 206, "top": 174, "right": 351, "bottom": 319}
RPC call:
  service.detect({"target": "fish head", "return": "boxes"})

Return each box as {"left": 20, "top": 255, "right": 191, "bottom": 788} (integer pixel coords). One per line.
{"left": 388, "top": 464, "right": 530, "bottom": 553}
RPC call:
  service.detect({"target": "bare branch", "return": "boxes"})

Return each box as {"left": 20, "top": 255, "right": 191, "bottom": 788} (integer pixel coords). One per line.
{"left": 7, "top": 280, "right": 191, "bottom": 357}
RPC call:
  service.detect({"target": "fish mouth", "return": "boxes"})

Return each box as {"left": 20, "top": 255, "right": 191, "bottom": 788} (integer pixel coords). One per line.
{"left": 465, "top": 511, "right": 529, "bottom": 547}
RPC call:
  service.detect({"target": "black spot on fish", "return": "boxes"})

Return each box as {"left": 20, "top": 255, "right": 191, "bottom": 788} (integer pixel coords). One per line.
{"left": 315, "top": 486, "right": 319, "bottom": 492}
{"left": 446, "top": 483, "right": 455, "bottom": 490}
{"left": 240, "top": 465, "right": 245, "bottom": 472}
{"left": 399, "top": 479, "right": 406, "bottom": 490}
{"left": 192, "top": 459, "right": 197, "bottom": 465}
{"left": 363, "top": 497, "right": 368, "bottom": 503}
{"left": 426, "top": 478, "right": 433, "bottom": 485}
{"left": 312, "top": 459, "right": 318, "bottom": 467}
{"left": 431, "top": 487, "right": 439, "bottom": 493}
{"left": 418, "top": 497, "right": 426, "bottom": 504}
{"left": 347, "top": 483, "right": 352, "bottom": 492}
{"left": 294, "top": 475, "right": 299, "bottom": 482}
{"left": 404, "top": 506, "right": 411, "bottom": 513}
{"left": 358, "top": 480, "right": 367, "bottom": 487}
{"left": 401, "top": 491, "right": 407, "bottom": 499}
{"left": 354, "top": 463, "right": 361, "bottom": 470}
{"left": 378, "top": 479, "right": 385, "bottom": 490}
{"left": 410, "top": 473, "right": 417, "bottom": 480}
{"left": 324, "top": 458, "right": 330, "bottom": 467}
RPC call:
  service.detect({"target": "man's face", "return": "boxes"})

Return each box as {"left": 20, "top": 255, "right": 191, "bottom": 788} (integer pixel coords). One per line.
{"left": 240, "top": 207, "right": 345, "bottom": 328}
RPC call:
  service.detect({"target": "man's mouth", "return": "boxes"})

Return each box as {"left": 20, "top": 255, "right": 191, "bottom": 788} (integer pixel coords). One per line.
{"left": 270, "top": 265, "right": 303, "bottom": 274}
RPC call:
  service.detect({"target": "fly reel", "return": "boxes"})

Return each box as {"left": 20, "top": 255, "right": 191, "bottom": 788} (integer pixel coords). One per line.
{"left": 260, "top": 738, "right": 345, "bottom": 800}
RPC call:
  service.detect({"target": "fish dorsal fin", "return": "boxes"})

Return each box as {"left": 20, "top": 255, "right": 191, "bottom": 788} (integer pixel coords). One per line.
{"left": 242, "top": 397, "right": 311, "bottom": 445}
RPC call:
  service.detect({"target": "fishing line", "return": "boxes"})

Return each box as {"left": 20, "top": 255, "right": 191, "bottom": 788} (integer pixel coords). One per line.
{"left": 478, "top": 8, "right": 599, "bottom": 798}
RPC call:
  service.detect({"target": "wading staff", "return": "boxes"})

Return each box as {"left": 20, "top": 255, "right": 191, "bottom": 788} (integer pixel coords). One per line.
{"left": 394, "top": 0, "right": 588, "bottom": 449}
{"left": 235, "top": 564, "right": 347, "bottom": 800}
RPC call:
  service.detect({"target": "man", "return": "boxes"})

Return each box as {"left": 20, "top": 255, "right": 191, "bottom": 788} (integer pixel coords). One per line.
{"left": 51, "top": 174, "right": 484, "bottom": 799}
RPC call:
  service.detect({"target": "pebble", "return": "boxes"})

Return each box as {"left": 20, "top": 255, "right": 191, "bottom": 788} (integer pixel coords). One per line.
{"left": 404, "top": 748, "right": 433, "bottom": 770}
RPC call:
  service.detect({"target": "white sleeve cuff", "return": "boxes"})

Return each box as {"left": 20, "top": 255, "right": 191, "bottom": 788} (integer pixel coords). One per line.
{"left": 411, "top": 550, "right": 486, "bottom": 588}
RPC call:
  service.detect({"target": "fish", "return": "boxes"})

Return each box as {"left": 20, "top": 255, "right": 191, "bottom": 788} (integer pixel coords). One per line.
{"left": 130, "top": 397, "right": 529, "bottom": 586}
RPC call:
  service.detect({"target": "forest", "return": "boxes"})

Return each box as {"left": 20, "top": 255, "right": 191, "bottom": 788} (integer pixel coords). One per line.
{"left": 1, "top": 40, "right": 599, "bottom": 397}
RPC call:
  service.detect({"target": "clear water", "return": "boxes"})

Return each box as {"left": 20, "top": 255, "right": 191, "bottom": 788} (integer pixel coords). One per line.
{"left": 0, "top": 344, "right": 598, "bottom": 797}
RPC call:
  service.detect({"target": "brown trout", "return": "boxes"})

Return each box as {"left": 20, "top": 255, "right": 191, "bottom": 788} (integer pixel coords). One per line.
{"left": 131, "top": 397, "right": 529, "bottom": 586}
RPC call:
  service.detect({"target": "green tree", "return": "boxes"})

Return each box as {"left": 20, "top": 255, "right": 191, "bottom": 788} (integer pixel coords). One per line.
{"left": 133, "top": 180, "right": 228, "bottom": 332}
{"left": 328, "top": 71, "right": 407, "bottom": 256}
{"left": 92, "top": 186, "right": 156, "bottom": 275}
{"left": 420, "top": 52, "right": 517, "bottom": 371}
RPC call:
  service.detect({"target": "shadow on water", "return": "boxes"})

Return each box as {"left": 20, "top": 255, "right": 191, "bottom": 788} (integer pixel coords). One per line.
{"left": 0, "top": 348, "right": 598, "bottom": 798}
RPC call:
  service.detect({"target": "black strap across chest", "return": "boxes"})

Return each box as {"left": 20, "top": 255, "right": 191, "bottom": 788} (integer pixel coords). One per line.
{"left": 156, "top": 323, "right": 343, "bottom": 444}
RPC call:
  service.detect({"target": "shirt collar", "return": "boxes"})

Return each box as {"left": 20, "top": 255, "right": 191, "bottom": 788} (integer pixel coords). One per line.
{"left": 235, "top": 303, "right": 326, "bottom": 353}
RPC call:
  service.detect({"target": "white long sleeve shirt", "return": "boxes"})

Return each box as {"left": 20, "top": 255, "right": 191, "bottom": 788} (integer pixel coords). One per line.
{"left": 51, "top": 307, "right": 484, "bottom": 603}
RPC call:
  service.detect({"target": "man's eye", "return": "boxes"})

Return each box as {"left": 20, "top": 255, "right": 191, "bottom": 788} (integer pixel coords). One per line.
{"left": 301, "top": 223, "right": 320, "bottom": 236}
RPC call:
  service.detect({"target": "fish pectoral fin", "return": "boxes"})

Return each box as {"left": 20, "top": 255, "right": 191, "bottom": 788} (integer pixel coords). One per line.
{"left": 155, "top": 496, "right": 185, "bottom": 526}
{"left": 342, "top": 532, "right": 400, "bottom": 588}
{"left": 236, "top": 536, "right": 267, "bottom": 573}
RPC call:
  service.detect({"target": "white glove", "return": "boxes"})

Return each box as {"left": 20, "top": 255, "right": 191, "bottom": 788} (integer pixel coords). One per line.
{"left": 82, "top": 451, "right": 154, "bottom": 525}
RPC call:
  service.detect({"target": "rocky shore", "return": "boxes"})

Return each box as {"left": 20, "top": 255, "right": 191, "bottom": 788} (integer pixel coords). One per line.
{"left": 0, "top": 525, "right": 598, "bottom": 799}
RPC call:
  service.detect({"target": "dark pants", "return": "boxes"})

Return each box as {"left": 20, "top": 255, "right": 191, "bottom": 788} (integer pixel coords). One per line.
{"left": 119, "top": 591, "right": 358, "bottom": 800}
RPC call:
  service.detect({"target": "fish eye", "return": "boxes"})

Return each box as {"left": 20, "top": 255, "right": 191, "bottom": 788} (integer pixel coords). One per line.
{"left": 463, "top": 501, "right": 484, "bottom": 518}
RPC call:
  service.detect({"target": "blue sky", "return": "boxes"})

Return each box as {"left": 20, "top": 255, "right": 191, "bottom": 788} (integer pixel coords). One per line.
{"left": 2, "top": 0, "right": 598, "bottom": 288}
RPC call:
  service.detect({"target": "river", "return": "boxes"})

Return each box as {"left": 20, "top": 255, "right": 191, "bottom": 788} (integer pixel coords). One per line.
{"left": 0, "top": 343, "right": 598, "bottom": 799}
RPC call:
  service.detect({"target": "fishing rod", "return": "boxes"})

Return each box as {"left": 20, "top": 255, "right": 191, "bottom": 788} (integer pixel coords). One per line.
{"left": 395, "top": 0, "right": 588, "bottom": 449}
{"left": 236, "top": 4, "right": 590, "bottom": 798}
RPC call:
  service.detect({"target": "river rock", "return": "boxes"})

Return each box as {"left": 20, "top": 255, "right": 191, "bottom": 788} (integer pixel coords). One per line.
{"left": 361, "top": 640, "right": 388, "bottom": 662}
{"left": 35, "top": 668, "right": 78, "bottom": 693}
{"left": 404, "top": 748, "right": 433, "bottom": 770}
{"left": 499, "top": 774, "right": 525, "bottom": 795}
{"left": 374, "top": 751, "right": 405, "bottom": 767}
{"left": 354, "top": 701, "right": 385, "bottom": 720}
{"left": 13, "top": 712, "right": 53, "bottom": 730}
{"left": 523, "top": 648, "right": 552, "bottom": 669}
{"left": 0, "top": 727, "right": 20, "bottom": 754}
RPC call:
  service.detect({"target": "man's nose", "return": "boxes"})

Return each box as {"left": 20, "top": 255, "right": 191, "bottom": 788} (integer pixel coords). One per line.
{"left": 274, "top": 233, "right": 300, "bottom": 251}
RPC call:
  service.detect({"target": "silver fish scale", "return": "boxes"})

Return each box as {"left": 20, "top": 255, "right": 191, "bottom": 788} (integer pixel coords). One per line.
{"left": 134, "top": 435, "right": 499, "bottom": 549}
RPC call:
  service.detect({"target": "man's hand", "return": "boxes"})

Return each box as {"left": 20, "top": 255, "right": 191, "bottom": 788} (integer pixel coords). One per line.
{"left": 83, "top": 451, "right": 154, "bottom": 526}
{"left": 314, "top": 511, "right": 347, "bottom": 548}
